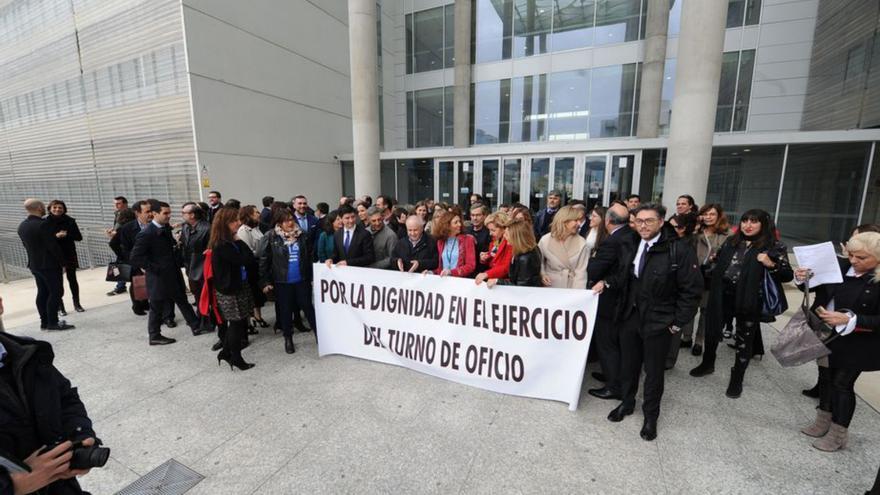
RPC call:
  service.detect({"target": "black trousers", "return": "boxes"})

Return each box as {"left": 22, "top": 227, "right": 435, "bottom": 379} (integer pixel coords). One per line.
{"left": 594, "top": 315, "right": 621, "bottom": 395}
{"left": 276, "top": 282, "right": 316, "bottom": 338}
{"left": 147, "top": 286, "right": 198, "bottom": 339}
{"left": 818, "top": 366, "right": 862, "bottom": 428}
{"left": 32, "top": 269, "right": 62, "bottom": 326}
{"left": 60, "top": 267, "right": 80, "bottom": 306}
{"left": 618, "top": 312, "right": 672, "bottom": 419}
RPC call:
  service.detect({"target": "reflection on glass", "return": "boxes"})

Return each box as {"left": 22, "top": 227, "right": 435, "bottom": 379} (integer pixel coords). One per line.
{"left": 475, "top": 0, "right": 513, "bottom": 63}
{"left": 414, "top": 88, "right": 445, "bottom": 147}
{"left": 405, "top": 14, "right": 414, "bottom": 74}
{"left": 397, "top": 159, "right": 434, "bottom": 204}
{"left": 667, "top": 0, "right": 682, "bottom": 36}
{"left": 510, "top": 74, "right": 547, "bottom": 142}
{"left": 715, "top": 52, "right": 739, "bottom": 132}
{"left": 584, "top": 156, "right": 606, "bottom": 209}
{"left": 413, "top": 8, "right": 444, "bottom": 72}
{"left": 551, "top": 0, "right": 597, "bottom": 51}
{"left": 503, "top": 158, "right": 522, "bottom": 205}
{"left": 548, "top": 70, "right": 590, "bottom": 140}
{"left": 733, "top": 50, "right": 755, "bottom": 132}
{"left": 609, "top": 154, "right": 634, "bottom": 204}
{"left": 706, "top": 146, "right": 784, "bottom": 224}
{"left": 444, "top": 5, "right": 455, "bottom": 67}
{"left": 727, "top": 0, "right": 761, "bottom": 28}
{"left": 482, "top": 159, "right": 500, "bottom": 209}
{"left": 439, "top": 160, "right": 454, "bottom": 201}
{"left": 513, "top": 0, "right": 552, "bottom": 57}
{"left": 406, "top": 92, "right": 415, "bottom": 148}
{"left": 638, "top": 149, "right": 665, "bottom": 204}
{"left": 777, "top": 143, "right": 870, "bottom": 247}
{"left": 859, "top": 145, "right": 880, "bottom": 226}
{"left": 590, "top": 64, "right": 638, "bottom": 137}
{"left": 458, "top": 160, "right": 475, "bottom": 211}
{"left": 472, "top": 80, "right": 511, "bottom": 144}
{"left": 341, "top": 160, "right": 354, "bottom": 197}
{"left": 553, "top": 157, "right": 575, "bottom": 204}
{"left": 659, "top": 58, "right": 676, "bottom": 135}
{"left": 595, "top": 0, "right": 642, "bottom": 45}
{"left": 530, "top": 157, "right": 551, "bottom": 211}
{"left": 444, "top": 86, "right": 455, "bottom": 145}
{"left": 380, "top": 160, "right": 396, "bottom": 199}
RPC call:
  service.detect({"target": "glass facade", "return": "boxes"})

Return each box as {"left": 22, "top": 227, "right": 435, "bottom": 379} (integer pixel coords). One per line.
{"left": 706, "top": 146, "right": 784, "bottom": 222}
{"left": 406, "top": 5, "right": 455, "bottom": 74}
{"left": 509, "top": 74, "right": 548, "bottom": 142}
{"left": 407, "top": 87, "right": 454, "bottom": 148}
{"left": 726, "top": 0, "right": 761, "bottom": 29}
{"left": 715, "top": 50, "right": 755, "bottom": 132}
{"left": 472, "top": 79, "right": 511, "bottom": 144}
{"left": 397, "top": 159, "right": 435, "bottom": 204}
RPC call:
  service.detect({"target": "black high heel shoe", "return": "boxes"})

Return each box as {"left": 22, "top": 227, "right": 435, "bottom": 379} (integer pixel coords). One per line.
{"left": 231, "top": 360, "right": 255, "bottom": 371}
{"left": 247, "top": 319, "right": 259, "bottom": 335}
{"left": 217, "top": 350, "right": 231, "bottom": 368}
{"left": 254, "top": 317, "right": 269, "bottom": 328}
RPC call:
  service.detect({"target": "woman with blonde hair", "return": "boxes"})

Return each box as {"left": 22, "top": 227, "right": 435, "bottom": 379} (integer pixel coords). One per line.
{"left": 477, "top": 219, "right": 542, "bottom": 287}
{"left": 538, "top": 205, "right": 589, "bottom": 288}
{"left": 795, "top": 231, "right": 880, "bottom": 452}
{"left": 474, "top": 211, "right": 512, "bottom": 284}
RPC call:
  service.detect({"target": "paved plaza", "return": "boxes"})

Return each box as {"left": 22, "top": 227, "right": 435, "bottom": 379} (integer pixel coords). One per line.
{"left": 1, "top": 272, "right": 879, "bottom": 494}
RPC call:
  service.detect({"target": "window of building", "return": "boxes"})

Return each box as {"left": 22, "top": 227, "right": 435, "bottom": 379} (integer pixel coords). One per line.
{"left": 590, "top": 63, "right": 639, "bottom": 137}
{"left": 639, "top": 149, "right": 666, "bottom": 203}
{"left": 474, "top": 0, "right": 513, "bottom": 63}
{"left": 512, "top": 0, "right": 552, "bottom": 57}
{"left": 397, "top": 159, "right": 434, "bottom": 204}
{"left": 550, "top": 0, "right": 597, "bottom": 51}
{"left": 715, "top": 49, "right": 755, "bottom": 132}
{"left": 726, "top": 0, "right": 761, "bottom": 28}
{"left": 471, "top": 79, "right": 511, "bottom": 144}
{"left": 595, "top": 0, "right": 645, "bottom": 45}
{"left": 509, "top": 74, "right": 548, "bottom": 142}
{"left": 706, "top": 146, "right": 784, "bottom": 223}
{"left": 547, "top": 69, "right": 590, "bottom": 140}
{"left": 777, "top": 143, "right": 872, "bottom": 247}
{"left": 406, "top": 87, "right": 454, "bottom": 148}
{"left": 406, "top": 5, "right": 454, "bottom": 74}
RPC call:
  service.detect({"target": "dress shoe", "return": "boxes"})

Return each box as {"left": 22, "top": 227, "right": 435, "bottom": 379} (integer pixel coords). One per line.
{"left": 588, "top": 387, "right": 620, "bottom": 400}
{"left": 680, "top": 339, "right": 692, "bottom": 349}
{"left": 802, "top": 384, "right": 821, "bottom": 399}
{"left": 691, "top": 344, "right": 703, "bottom": 357}
{"left": 591, "top": 371, "right": 607, "bottom": 382}
{"left": 149, "top": 335, "right": 176, "bottom": 346}
{"left": 107, "top": 287, "right": 126, "bottom": 296}
{"left": 284, "top": 335, "right": 296, "bottom": 354}
{"left": 640, "top": 417, "right": 658, "bottom": 441}
{"left": 164, "top": 318, "right": 177, "bottom": 328}
{"left": 191, "top": 325, "right": 212, "bottom": 336}
{"left": 74, "top": 304, "right": 85, "bottom": 313}
{"left": 211, "top": 340, "right": 224, "bottom": 351}
{"left": 293, "top": 320, "right": 310, "bottom": 333}
{"left": 689, "top": 362, "right": 715, "bottom": 377}
{"left": 133, "top": 309, "right": 147, "bottom": 316}
{"left": 45, "top": 322, "right": 75, "bottom": 331}
{"left": 59, "top": 308, "right": 68, "bottom": 317}
{"left": 607, "top": 403, "right": 634, "bottom": 422}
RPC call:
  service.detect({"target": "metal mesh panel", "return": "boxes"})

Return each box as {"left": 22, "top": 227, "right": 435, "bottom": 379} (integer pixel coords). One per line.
{"left": 116, "top": 458, "right": 204, "bottom": 495}
{"left": 0, "top": 0, "right": 199, "bottom": 281}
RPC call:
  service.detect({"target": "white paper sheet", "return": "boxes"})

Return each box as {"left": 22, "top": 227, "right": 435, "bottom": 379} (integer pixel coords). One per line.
{"left": 792, "top": 241, "right": 844, "bottom": 288}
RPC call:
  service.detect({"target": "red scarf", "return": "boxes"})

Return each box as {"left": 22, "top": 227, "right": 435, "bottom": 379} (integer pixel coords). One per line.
{"left": 198, "top": 249, "right": 223, "bottom": 324}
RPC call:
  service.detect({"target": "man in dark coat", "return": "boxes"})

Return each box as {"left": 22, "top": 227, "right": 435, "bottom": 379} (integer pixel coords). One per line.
{"left": 586, "top": 201, "right": 638, "bottom": 401}
{"left": 391, "top": 215, "right": 438, "bottom": 272}
{"left": 131, "top": 202, "right": 204, "bottom": 345}
{"left": 466, "top": 204, "right": 491, "bottom": 275}
{"left": 606, "top": 203, "right": 702, "bottom": 441}
{"left": 17, "top": 199, "right": 72, "bottom": 331}
{"left": 0, "top": 332, "right": 100, "bottom": 494}
{"left": 180, "top": 202, "right": 213, "bottom": 333}
{"left": 113, "top": 200, "right": 153, "bottom": 315}
{"left": 292, "top": 195, "right": 320, "bottom": 247}
{"left": 206, "top": 191, "right": 223, "bottom": 224}
{"left": 328, "top": 205, "right": 374, "bottom": 267}
{"left": 533, "top": 190, "right": 562, "bottom": 239}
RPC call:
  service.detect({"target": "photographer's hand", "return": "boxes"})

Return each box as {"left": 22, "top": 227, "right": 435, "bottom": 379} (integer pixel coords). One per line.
{"left": 57, "top": 438, "right": 96, "bottom": 480}
{"left": 10, "top": 442, "right": 73, "bottom": 495}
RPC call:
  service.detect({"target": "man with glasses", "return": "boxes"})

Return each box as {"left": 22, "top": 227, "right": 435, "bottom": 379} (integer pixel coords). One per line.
{"left": 180, "top": 203, "right": 213, "bottom": 336}
{"left": 114, "top": 200, "right": 153, "bottom": 315}
{"left": 605, "top": 203, "right": 702, "bottom": 441}
{"left": 206, "top": 191, "right": 223, "bottom": 224}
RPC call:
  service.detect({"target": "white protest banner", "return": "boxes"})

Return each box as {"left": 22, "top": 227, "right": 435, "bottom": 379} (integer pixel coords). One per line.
{"left": 314, "top": 264, "right": 598, "bottom": 411}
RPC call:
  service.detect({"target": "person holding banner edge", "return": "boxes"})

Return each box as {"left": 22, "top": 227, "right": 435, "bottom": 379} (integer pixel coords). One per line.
{"left": 391, "top": 215, "right": 438, "bottom": 273}
{"left": 327, "top": 204, "right": 375, "bottom": 268}
{"left": 429, "top": 210, "right": 476, "bottom": 278}
{"left": 475, "top": 219, "right": 542, "bottom": 287}
{"left": 606, "top": 203, "right": 702, "bottom": 441}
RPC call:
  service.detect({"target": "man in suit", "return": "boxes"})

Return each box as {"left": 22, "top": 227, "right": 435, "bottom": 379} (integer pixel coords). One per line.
{"left": 533, "top": 190, "right": 562, "bottom": 239}
{"left": 375, "top": 195, "right": 400, "bottom": 236}
{"left": 131, "top": 202, "right": 205, "bottom": 345}
{"left": 17, "top": 199, "right": 73, "bottom": 331}
{"left": 391, "top": 215, "right": 438, "bottom": 273}
{"left": 206, "top": 190, "right": 223, "bottom": 224}
{"left": 180, "top": 202, "right": 212, "bottom": 334}
{"left": 466, "top": 203, "right": 491, "bottom": 274}
{"left": 114, "top": 200, "right": 153, "bottom": 315}
{"left": 327, "top": 204, "right": 374, "bottom": 267}
{"left": 105, "top": 195, "right": 129, "bottom": 296}
{"left": 605, "top": 203, "right": 702, "bottom": 441}
{"left": 259, "top": 196, "right": 274, "bottom": 233}
{"left": 587, "top": 201, "right": 638, "bottom": 400}
{"left": 571, "top": 202, "right": 590, "bottom": 238}
{"left": 292, "top": 195, "right": 320, "bottom": 245}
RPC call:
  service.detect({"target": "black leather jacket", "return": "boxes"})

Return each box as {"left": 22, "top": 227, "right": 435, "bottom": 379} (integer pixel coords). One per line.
{"left": 499, "top": 249, "right": 543, "bottom": 287}
{"left": 258, "top": 231, "right": 313, "bottom": 287}
{"left": 180, "top": 220, "right": 210, "bottom": 281}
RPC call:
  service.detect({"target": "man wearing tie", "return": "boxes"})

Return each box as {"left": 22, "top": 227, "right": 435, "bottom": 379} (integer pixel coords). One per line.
{"left": 606, "top": 203, "right": 702, "bottom": 441}
{"left": 292, "top": 195, "right": 319, "bottom": 242}
{"left": 327, "top": 204, "right": 374, "bottom": 268}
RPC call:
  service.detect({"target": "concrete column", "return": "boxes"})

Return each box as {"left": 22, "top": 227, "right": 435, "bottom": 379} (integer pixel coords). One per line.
{"left": 348, "top": 0, "right": 381, "bottom": 197}
{"left": 453, "top": 0, "right": 473, "bottom": 148}
{"left": 662, "top": 0, "right": 727, "bottom": 210}
{"left": 636, "top": 0, "right": 669, "bottom": 138}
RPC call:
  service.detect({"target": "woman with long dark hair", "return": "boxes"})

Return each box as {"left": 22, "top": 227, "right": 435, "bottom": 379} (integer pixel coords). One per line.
{"left": 208, "top": 208, "right": 256, "bottom": 371}
{"left": 690, "top": 209, "right": 792, "bottom": 398}
{"left": 675, "top": 195, "right": 698, "bottom": 215}
{"left": 46, "top": 200, "right": 85, "bottom": 314}
{"left": 586, "top": 206, "right": 607, "bottom": 256}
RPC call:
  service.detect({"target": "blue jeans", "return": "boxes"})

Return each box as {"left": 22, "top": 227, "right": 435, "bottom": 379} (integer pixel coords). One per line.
{"left": 115, "top": 279, "right": 126, "bottom": 291}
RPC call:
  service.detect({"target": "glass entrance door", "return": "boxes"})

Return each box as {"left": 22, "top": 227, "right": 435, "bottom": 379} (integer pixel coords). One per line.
{"left": 457, "top": 160, "right": 474, "bottom": 211}
{"left": 529, "top": 157, "right": 551, "bottom": 211}
{"left": 480, "top": 158, "right": 500, "bottom": 210}
{"left": 609, "top": 153, "right": 637, "bottom": 205}
{"left": 552, "top": 157, "right": 575, "bottom": 205}
{"left": 583, "top": 154, "right": 608, "bottom": 210}
{"left": 437, "top": 160, "right": 454, "bottom": 203}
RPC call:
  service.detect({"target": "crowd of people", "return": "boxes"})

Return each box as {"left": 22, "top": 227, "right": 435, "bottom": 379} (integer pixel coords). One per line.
{"left": 8, "top": 187, "right": 880, "bottom": 492}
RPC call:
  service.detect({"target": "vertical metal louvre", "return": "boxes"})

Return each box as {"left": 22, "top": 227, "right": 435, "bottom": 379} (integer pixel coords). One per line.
{"left": 0, "top": 0, "right": 198, "bottom": 280}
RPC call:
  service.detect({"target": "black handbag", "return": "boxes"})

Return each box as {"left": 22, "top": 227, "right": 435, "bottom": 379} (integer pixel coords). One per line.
{"left": 105, "top": 262, "right": 132, "bottom": 282}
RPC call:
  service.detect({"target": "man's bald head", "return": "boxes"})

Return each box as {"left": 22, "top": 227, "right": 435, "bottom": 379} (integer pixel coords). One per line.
{"left": 406, "top": 215, "right": 425, "bottom": 242}
{"left": 24, "top": 198, "right": 45, "bottom": 216}
{"left": 606, "top": 202, "right": 629, "bottom": 233}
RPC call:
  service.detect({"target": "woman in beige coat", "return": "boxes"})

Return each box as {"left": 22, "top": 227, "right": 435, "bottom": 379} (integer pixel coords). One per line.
{"left": 538, "top": 206, "right": 590, "bottom": 289}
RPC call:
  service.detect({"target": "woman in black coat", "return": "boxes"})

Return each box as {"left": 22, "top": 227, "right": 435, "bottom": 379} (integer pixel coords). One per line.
{"left": 690, "top": 209, "right": 793, "bottom": 399}
{"left": 476, "top": 219, "right": 542, "bottom": 287}
{"left": 208, "top": 208, "right": 256, "bottom": 371}
{"left": 46, "top": 200, "right": 84, "bottom": 313}
{"left": 796, "top": 231, "right": 880, "bottom": 452}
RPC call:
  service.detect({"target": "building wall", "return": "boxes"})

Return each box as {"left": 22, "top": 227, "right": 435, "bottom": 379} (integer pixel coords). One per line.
{"left": 0, "top": 0, "right": 199, "bottom": 279}
{"left": 181, "top": 0, "right": 352, "bottom": 207}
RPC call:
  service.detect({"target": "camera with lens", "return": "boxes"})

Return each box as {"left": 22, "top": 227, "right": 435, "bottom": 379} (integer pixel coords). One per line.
{"left": 41, "top": 438, "right": 111, "bottom": 470}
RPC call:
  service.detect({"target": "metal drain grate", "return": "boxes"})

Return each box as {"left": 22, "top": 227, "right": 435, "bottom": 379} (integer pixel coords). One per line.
{"left": 116, "top": 459, "right": 204, "bottom": 495}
